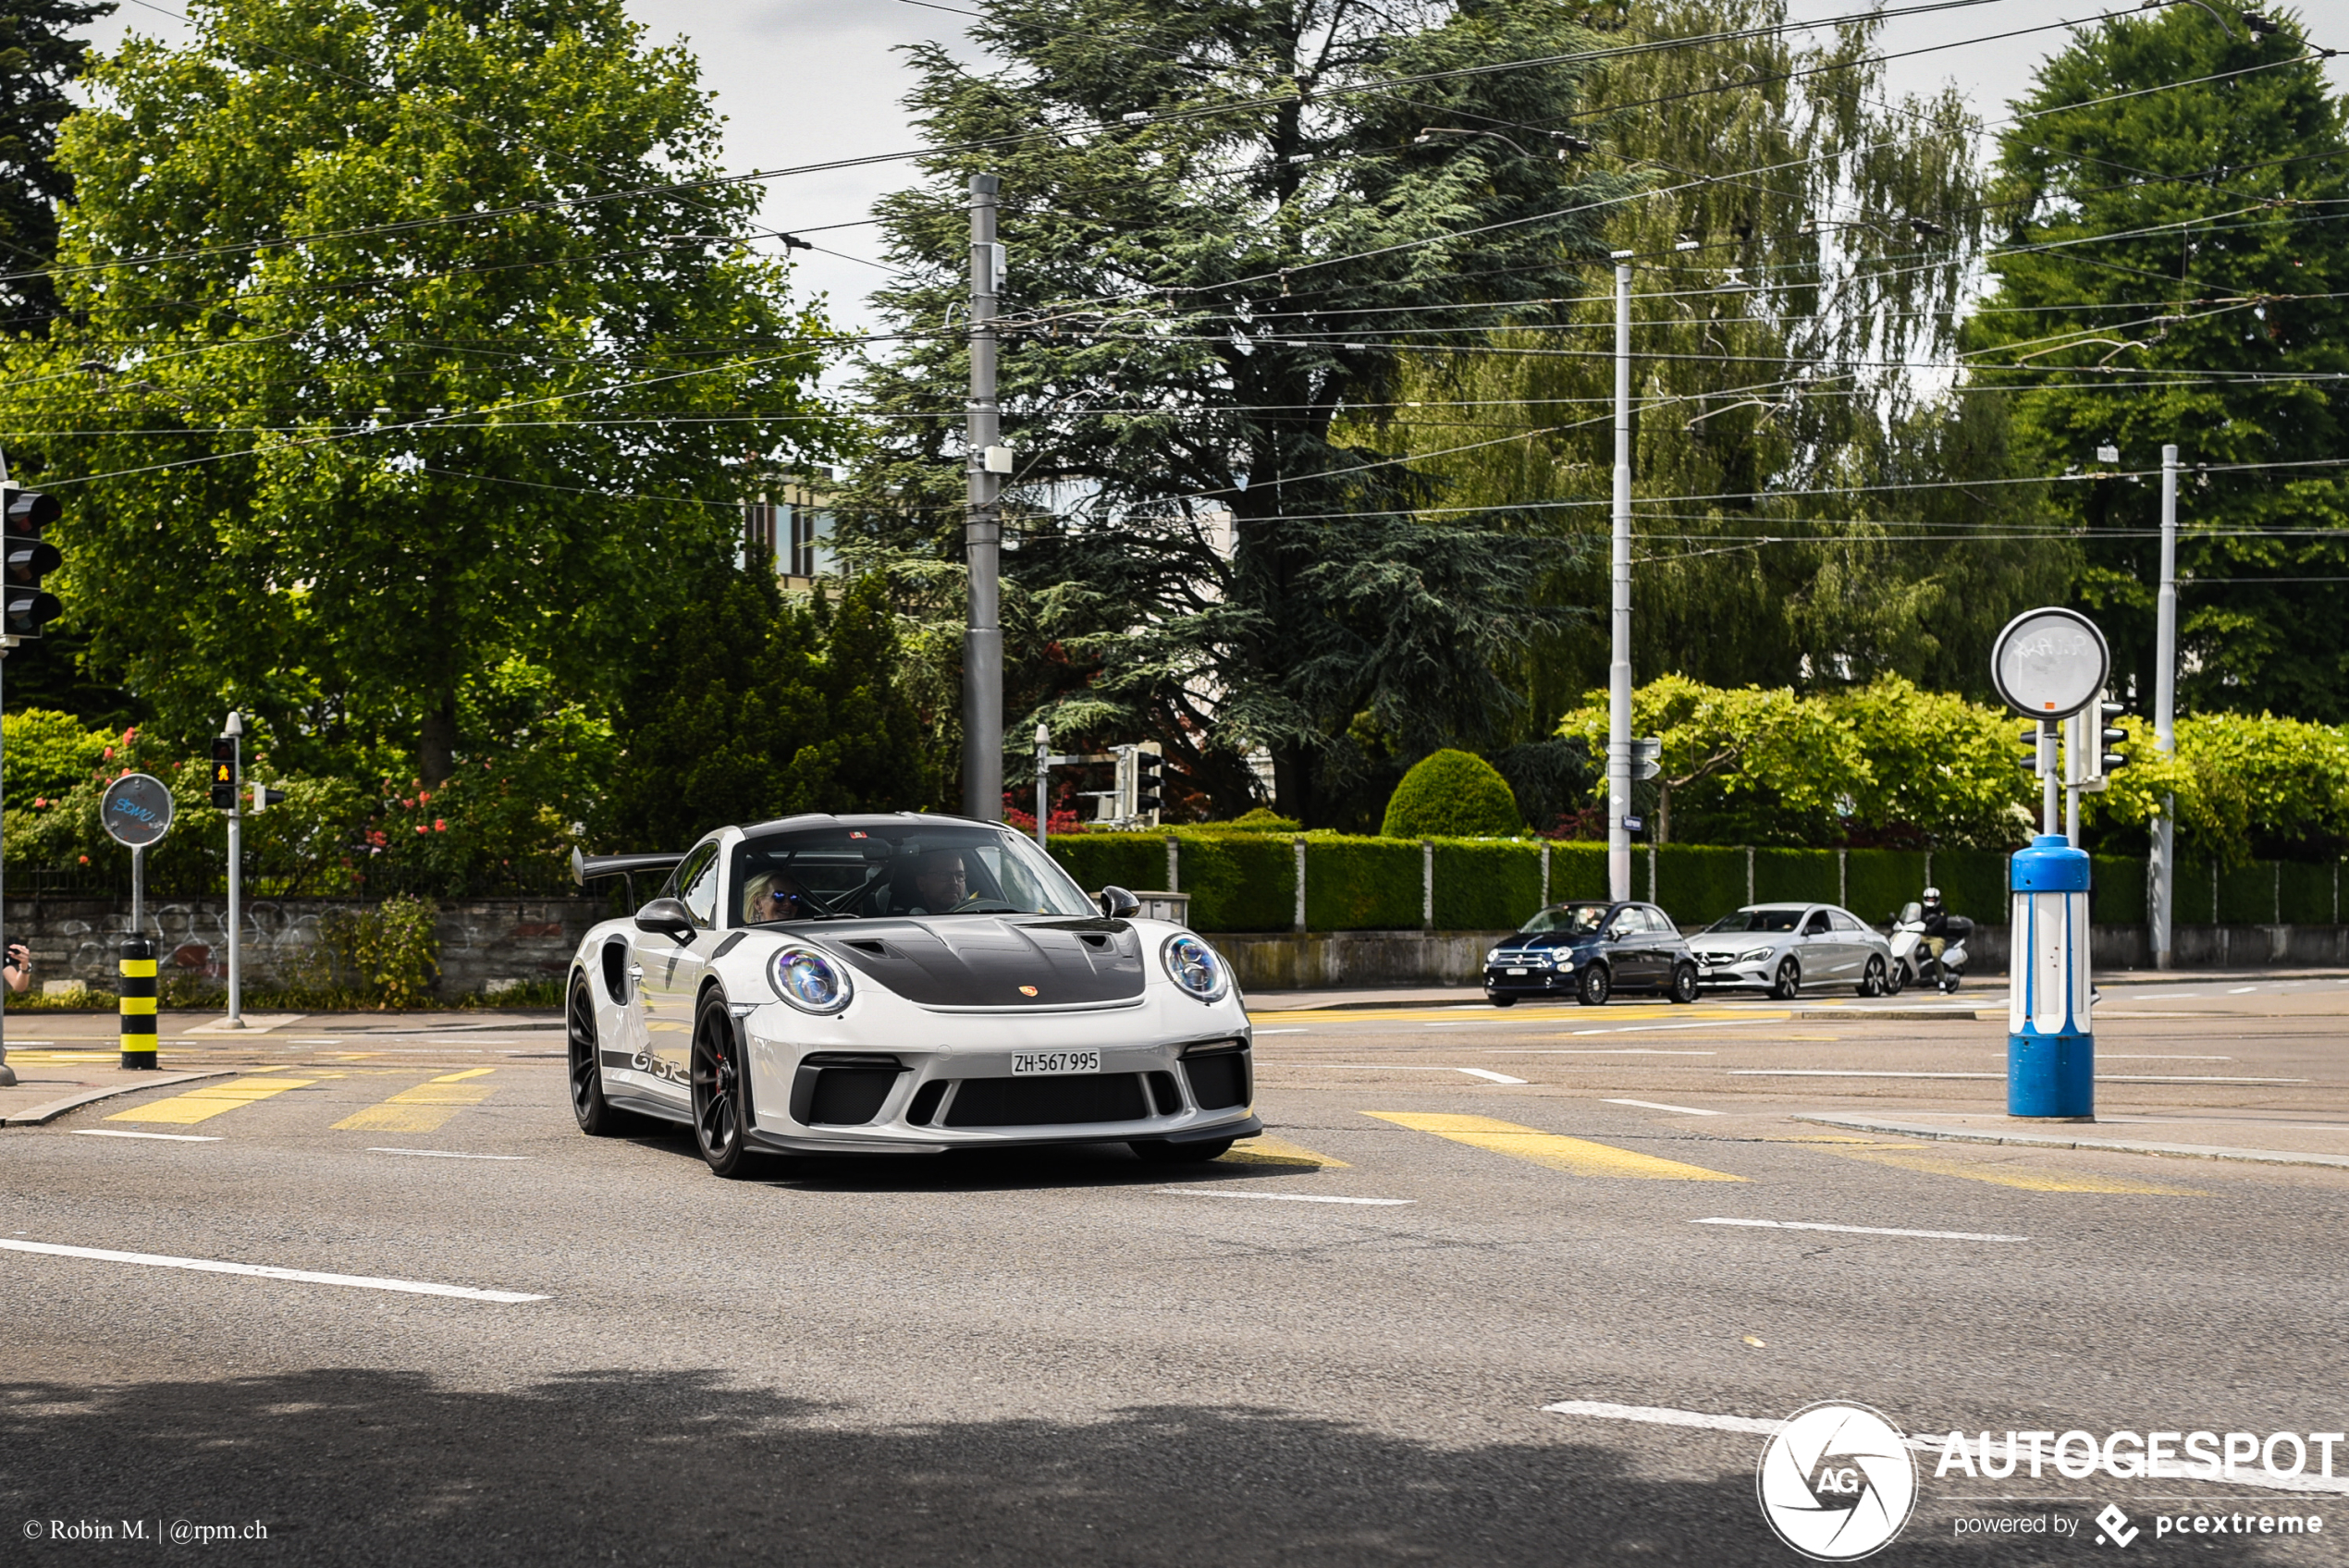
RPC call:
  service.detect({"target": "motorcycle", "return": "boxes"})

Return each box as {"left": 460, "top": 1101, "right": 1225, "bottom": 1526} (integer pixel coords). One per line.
{"left": 1885, "top": 901, "right": 1972, "bottom": 994}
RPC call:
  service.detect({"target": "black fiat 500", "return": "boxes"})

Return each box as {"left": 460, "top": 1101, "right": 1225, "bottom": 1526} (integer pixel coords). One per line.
{"left": 1482, "top": 900, "right": 1700, "bottom": 1007}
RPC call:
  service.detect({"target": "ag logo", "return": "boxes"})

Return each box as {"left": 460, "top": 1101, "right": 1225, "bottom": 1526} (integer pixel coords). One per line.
{"left": 1755, "top": 1402, "right": 1917, "bottom": 1561}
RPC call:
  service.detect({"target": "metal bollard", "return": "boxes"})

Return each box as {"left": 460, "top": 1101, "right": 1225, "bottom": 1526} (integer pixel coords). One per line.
{"left": 119, "top": 935, "right": 157, "bottom": 1070}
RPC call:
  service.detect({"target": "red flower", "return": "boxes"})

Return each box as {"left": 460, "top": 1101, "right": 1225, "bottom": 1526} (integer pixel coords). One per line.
{"left": 400, "top": 797, "right": 414, "bottom": 808}
{"left": 414, "top": 825, "right": 428, "bottom": 835}
{"left": 123, "top": 728, "right": 137, "bottom": 741}
{"left": 433, "top": 819, "right": 447, "bottom": 832}
{"left": 419, "top": 790, "right": 432, "bottom": 804}
{"left": 78, "top": 854, "right": 89, "bottom": 864}
{"left": 31, "top": 797, "right": 43, "bottom": 808}
{"left": 102, "top": 747, "right": 113, "bottom": 760}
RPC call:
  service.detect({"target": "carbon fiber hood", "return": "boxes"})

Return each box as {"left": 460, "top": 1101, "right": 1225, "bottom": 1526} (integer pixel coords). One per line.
{"left": 809, "top": 916, "right": 1147, "bottom": 1008}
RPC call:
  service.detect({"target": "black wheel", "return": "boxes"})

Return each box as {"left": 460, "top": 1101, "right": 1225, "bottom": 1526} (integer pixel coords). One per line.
{"left": 1770, "top": 959, "right": 1802, "bottom": 1001}
{"left": 1859, "top": 955, "right": 1888, "bottom": 998}
{"left": 1667, "top": 963, "right": 1699, "bottom": 1005}
{"left": 1882, "top": 961, "right": 1907, "bottom": 997}
{"left": 690, "top": 988, "right": 761, "bottom": 1178}
{"left": 1487, "top": 994, "right": 1517, "bottom": 1009}
{"left": 1130, "top": 1137, "right": 1234, "bottom": 1165}
{"left": 1576, "top": 964, "right": 1611, "bottom": 1007}
{"left": 568, "top": 973, "right": 640, "bottom": 1136}
{"left": 1939, "top": 972, "right": 1962, "bottom": 994}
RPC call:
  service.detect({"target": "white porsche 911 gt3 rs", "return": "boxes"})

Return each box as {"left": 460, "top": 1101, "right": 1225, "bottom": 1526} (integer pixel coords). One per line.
{"left": 564, "top": 814, "right": 1260, "bottom": 1177}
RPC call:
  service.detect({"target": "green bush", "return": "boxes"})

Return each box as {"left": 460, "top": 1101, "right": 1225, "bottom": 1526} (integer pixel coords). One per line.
{"left": 1545, "top": 840, "right": 1607, "bottom": 901}
{"left": 1305, "top": 836, "right": 1421, "bottom": 930}
{"left": 2091, "top": 856, "right": 2149, "bottom": 926}
{"left": 1930, "top": 849, "right": 2011, "bottom": 928}
{"left": 1173, "top": 830, "right": 1297, "bottom": 931}
{"left": 2280, "top": 861, "right": 2338, "bottom": 925}
{"left": 2177, "top": 856, "right": 2217, "bottom": 926}
{"left": 1381, "top": 749, "right": 1521, "bottom": 838}
{"left": 2216, "top": 859, "right": 2275, "bottom": 925}
{"left": 1433, "top": 839, "right": 1543, "bottom": 930}
{"left": 1224, "top": 809, "right": 1302, "bottom": 833}
{"left": 1048, "top": 832, "right": 1168, "bottom": 895}
{"left": 1848, "top": 850, "right": 1930, "bottom": 927}
{"left": 1753, "top": 849, "right": 1838, "bottom": 906}
{"left": 319, "top": 894, "right": 441, "bottom": 1006}
{"left": 1654, "top": 845, "right": 1749, "bottom": 927}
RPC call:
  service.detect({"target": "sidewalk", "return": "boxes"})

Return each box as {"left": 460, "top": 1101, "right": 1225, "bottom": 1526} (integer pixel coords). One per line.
{"left": 1791, "top": 1109, "right": 2349, "bottom": 1171}
{"left": 0, "top": 1057, "right": 237, "bottom": 1127}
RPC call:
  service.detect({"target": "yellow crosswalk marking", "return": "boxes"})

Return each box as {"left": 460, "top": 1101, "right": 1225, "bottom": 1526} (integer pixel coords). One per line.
{"left": 107, "top": 1077, "right": 315, "bottom": 1124}
{"left": 1365, "top": 1111, "right": 1747, "bottom": 1181}
{"left": 332, "top": 1069, "right": 497, "bottom": 1133}
{"left": 1826, "top": 1147, "right": 2199, "bottom": 1195}
{"left": 1221, "top": 1133, "right": 1350, "bottom": 1169}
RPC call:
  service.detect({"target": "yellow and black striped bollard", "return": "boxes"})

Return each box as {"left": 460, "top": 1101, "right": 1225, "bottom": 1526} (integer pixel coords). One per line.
{"left": 119, "top": 936, "right": 157, "bottom": 1069}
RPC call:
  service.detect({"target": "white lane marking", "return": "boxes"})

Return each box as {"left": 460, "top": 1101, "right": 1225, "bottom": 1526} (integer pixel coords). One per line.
{"left": 71, "top": 1129, "right": 221, "bottom": 1143}
{"left": 1544, "top": 1400, "right": 1783, "bottom": 1436}
{"left": 1605, "top": 1098, "right": 1723, "bottom": 1117}
{"left": 1425, "top": 1021, "right": 1502, "bottom": 1028}
{"left": 1543, "top": 1400, "right": 2349, "bottom": 1497}
{"left": 1729, "top": 1070, "right": 2309, "bottom": 1084}
{"left": 1694, "top": 1218, "right": 2027, "bottom": 1243}
{"left": 1158, "top": 1187, "right": 1413, "bottom": 1207}
{"left": 1496, "top": 1048, "right": 1718, "bottom": 1056}
{"left": 0, "top": 1238, "right": 547, "bottom": 1303}
{"left": 1253, "top": 1027, "right": 1310, "bottom": 1035}
{"left": 1457, "top": 1068, "right": 1528, "bottom": 1084}
{"left": 2097, "top": 1054, "right": 2232, "bottom": 1060}
{"left": 368, "top": 1148, "right": 533, "bottom": 1161}
{"left": 1571, "top": 1021, "right": 1765, "bottom": 1035}
{"left": 2227, "top": 986, "right": 2258, "bottom": 994}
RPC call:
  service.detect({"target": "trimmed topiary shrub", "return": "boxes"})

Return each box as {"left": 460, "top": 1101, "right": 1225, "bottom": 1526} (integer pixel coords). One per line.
{"left": 1381, "top": 750, "right": 1520, "bottom": 838}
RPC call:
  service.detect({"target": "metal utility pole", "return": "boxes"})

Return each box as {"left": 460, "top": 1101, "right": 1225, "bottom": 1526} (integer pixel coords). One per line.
{"left": 962, "top": 173, "right": 1005, "bottom": 822}
{"left": 1033, "top": 722, "right": 1050, "bottom": 851}
{"left": 0, "top": 628, "right": 14, "bottom": 1089}
{"left": 2150, "top": 443, "right": 2179, "bottom": 969}
{"left": 1607, "top": 254, "right": 1635, "bottom": 902}
{"left": 224, "top": 711, "right": 244, "bottom": 1026}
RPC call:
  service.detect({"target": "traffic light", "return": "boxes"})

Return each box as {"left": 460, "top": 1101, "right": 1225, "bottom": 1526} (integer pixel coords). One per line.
{"left": 252, "top": 783, "right": 287, "bottom": 814}
{"left": 2, "top": 487, "right": 62, "bottom": 638}
{"left": 1133, "top": 744, "right": 1164, "bottom": 822}
{"left": 2097, "top": 700, "right": 2129, "bottom": 778}
{"left": 210, "top": 736, "right": 238, "bottom": 811}
{"left": 2064, "top": 694, "right": 2128, "bottom": 790}
{"left": 2018, "top": 720, "right": 2042, "bottom": 775}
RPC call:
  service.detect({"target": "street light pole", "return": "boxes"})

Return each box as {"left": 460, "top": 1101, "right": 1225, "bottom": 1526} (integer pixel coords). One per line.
{"left": 962, "top": 172, "right": 1005, "bottom": 822}
{"left": 224, "top": 710, "right": 244, "bottom": 1027}
{"left": 1607, "top": 254, "right": 1635, "bottom": 903}
{"left": 2150, "top": 442, "right": 2180, "bottom": 969}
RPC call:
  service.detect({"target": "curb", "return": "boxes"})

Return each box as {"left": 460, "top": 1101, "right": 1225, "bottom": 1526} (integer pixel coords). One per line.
{"left": 1790, "top": 1113, "right": 2349, "bottom": 1171}
{"left": 1, "top": 1070, "right": 240, "bottom": 1128}
{"left": 1792, "top": 1009, "right": 1986, "bottom": 1022}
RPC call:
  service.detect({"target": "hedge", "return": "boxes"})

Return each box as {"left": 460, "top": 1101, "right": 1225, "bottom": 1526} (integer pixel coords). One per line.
{"left": 1046, "top": 829, "right": 2339, "bottom": 935}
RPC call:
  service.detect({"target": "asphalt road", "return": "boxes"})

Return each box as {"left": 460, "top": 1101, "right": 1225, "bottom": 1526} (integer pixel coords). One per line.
{"left": 5, "top": 978, "right": 2345, "bottom": 1565}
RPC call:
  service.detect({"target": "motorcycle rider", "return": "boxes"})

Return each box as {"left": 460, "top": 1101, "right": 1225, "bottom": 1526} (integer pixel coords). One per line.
{"left": 1918, "top": 887, "right": 1952, "bottom": 986}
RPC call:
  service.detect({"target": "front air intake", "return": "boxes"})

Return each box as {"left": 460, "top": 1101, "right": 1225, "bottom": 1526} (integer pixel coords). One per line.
{"left": 944, "top": 1073, "right": 1149, "bottom": 1128}
{"left": 1180, "top": 1043, "right": 1250, "bottom": 1110}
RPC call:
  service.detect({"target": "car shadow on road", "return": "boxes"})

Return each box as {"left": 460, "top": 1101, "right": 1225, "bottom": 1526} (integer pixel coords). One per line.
{"left": 8, "top": 1366, "right": 2268, "bottom": 1567}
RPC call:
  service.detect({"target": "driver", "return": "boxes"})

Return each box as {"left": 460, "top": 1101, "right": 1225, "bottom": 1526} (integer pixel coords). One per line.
{"left": 1918, "top": 886, "right": 1951, "bottom": 983}
{"left": 909, "top": 850, "right": 970, "bottom": 914}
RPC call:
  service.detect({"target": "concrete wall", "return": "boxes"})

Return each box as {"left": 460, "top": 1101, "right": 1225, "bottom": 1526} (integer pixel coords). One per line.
{"left": 4, "top": 895, "right": 610, "bottom": 997}
{"left": 1207, "top": 923, "right": 2349, "bottom": 993}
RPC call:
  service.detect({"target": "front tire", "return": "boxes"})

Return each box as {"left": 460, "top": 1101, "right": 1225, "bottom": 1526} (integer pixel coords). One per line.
{"left": 1667, "top": 962, "right": 1699, "bottom": 1004}
{"left": 1131, "top": 1137, "right": 1234, "bottom": 1165}
{"left": 1487, "top": 994, "right": 1517, "bottom": 1009}
{"left": 1883, "top": 961, "right": 1907, "bottom": 997}
{"left": 568, "top": 973, "right": 640, "bottom": 1137}
{"left": 1859, "top": 955, "right": 1888, "bottom": 998}
{"left": 690, "top": 988, "right": 761, "bottom": 1178}
{"left": 1770, "top": 959, "right": 1802, "bottom": 1001}
{"left": 1576, "top": 964, "right": 1611, "bottom": 1007}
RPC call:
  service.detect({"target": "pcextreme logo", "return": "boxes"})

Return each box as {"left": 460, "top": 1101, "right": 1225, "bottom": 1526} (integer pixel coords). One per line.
{"left": 1756, "top": 1402, "right": 1919, "bottom": 1561}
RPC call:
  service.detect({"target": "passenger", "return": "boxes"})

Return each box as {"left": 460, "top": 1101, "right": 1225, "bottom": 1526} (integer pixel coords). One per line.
{"left": 909, "top": 851, "right": 970, "bottom": 914}
{"left": 2, "top": 942, "right": 30, "bottom": 994}
{"left": 743, "top": 872, "right": 814, "bottom": 924}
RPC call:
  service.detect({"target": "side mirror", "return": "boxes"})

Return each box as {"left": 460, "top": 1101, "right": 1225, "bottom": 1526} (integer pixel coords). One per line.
{"left": 633, "top": 897, "right": 697, "bottom": 939}
{"left": 1098, "top": 885, "right": 1142, "bottom": 920}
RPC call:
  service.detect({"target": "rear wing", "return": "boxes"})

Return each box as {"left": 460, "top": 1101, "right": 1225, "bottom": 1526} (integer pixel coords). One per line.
{"left": 571, "top": 849, "right": 685, "bottom": 902}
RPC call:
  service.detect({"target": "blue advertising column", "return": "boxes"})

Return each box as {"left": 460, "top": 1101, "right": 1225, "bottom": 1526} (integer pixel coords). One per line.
{"left": 2009, "top": 834, "right": 2093, "bottom": 1118}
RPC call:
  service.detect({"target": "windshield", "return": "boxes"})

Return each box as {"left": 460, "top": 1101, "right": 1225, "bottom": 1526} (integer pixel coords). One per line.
{"left": 730, "top": 823, "right": 1099, "bottom": 924}
{"left": 1519, "top": 902, "right": 1611, "bottom": 937}
{"left": 1703, "top": 907, "right": 1804, "bottom": 934}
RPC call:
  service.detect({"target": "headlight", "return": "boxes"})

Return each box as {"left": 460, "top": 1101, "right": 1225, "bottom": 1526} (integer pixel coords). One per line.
{"left": 1739, "top": 947, "right": 1774, "bottom": 963}
{"left": 1162, "top": 933, "right": 1230, "bottom": 1003}
{"left": 1484, "top": 949, "right": 1505, "bottom": 964}
{"left": 769, "top": 945, "right": 853, "bottom": 1013}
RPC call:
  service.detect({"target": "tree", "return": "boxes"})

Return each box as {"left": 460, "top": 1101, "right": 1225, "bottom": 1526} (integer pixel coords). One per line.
{"left": 598, "top": 572, "right": 935, "bottom": 851}
{"left": 0, "top": 0, "right": 837, "bottom": 783}
{"left": 1380, "top": 748, "right": 1519, "bottom": 838}
{"left": 0, "top": 0, "right": 110, "bottom": 333}
{"left": 1368, "top": 0, "right": 2070, "bottom": 725}
{"left": 847, "top": 0, "right": 1635, "bottom": 826}
{"left": 1966, "top": 5, "right": 2349, "bottom": 719}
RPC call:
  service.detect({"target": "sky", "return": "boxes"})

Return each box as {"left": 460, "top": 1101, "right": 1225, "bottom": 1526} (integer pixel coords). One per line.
{"left": 84, "top": 0, "right": 2349, "bottom": 339}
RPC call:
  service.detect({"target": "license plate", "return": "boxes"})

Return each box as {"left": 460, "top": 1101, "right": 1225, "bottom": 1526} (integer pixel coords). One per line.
{"left": 1012, "top": 1050, "right": 1100, "bottom": 1075}
{"left": 1507, "top": 967, "right": 1529, "bottom": 976}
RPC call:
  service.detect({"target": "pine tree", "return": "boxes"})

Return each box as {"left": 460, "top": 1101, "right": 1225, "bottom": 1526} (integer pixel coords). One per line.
{"left": 847, "top": 0, "right": 1633, "bottom": 824}
{"left": 0, "top": 0, "right": 109, "bottom": 334}
{"left": 1966, "top": 5, "right": 2349, "bottom": 719}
